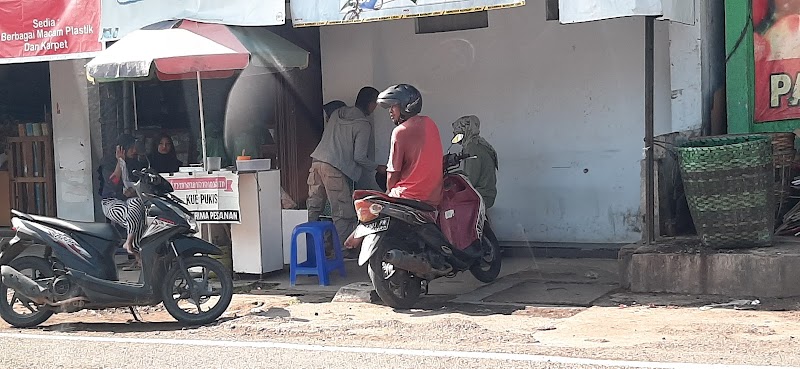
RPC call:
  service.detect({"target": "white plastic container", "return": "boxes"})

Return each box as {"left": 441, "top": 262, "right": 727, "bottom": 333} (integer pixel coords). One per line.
{"left": 205, "top": 156, "right": 222, "bottom": 171}
{"left": 179, "top": 166, "right": 204, "bottom": 173}
{"left": 236, "top": 159, "right": 271, "bottom": 172}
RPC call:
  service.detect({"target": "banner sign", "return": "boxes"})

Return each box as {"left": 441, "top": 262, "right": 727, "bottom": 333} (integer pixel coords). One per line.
{"left": 165, "top": 172, "right": 241, "bottom": 224}
{"left": 753, "top": 0, "right": 800, "bottom": 122}
{"left": 290, "top": 0, "right": 525, "bottom": 27}
{"left": 558, "top": 0, "right": 693, "bottom": 25}
{"left": 0, "top": 0, "right": 102, "bottom": 64}
{"left": 100, "top": 0, "right": 286, "bottom": 41}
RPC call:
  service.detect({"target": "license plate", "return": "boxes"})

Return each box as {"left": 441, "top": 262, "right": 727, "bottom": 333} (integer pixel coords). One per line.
{"left": 354, "top": 218, "right": 390, "bottom": 238}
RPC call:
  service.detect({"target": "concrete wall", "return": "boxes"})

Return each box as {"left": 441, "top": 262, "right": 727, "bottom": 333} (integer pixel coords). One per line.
{"left": 50, "top": 59, "right": 95, "bottom": 222}
{"left": 320, "top": 3, "right": 674, "bottom": 243}
{"left": 667, "top": 0, "right": 726, "bottom": 134}
{"left": 668, "top": 17, "right": 702, "bottom": 132}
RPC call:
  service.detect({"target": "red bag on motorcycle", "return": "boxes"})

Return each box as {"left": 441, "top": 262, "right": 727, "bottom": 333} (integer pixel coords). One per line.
{"left": 436, "top": 174, "right": 485, "bottom": 251}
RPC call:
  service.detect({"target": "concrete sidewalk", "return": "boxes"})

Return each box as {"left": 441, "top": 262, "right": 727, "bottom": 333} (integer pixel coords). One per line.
{"left": 3, "top": 234, "right": 623, "bottom": 308}
{"left": 224, "top": 256, "right": 620, "bottom": 307}
{"left": 620, "top": 236, "right": 800, "bottom": 298}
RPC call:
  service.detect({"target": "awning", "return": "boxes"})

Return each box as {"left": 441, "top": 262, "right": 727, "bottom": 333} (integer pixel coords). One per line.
{"left": 86, "top": 19, "right": 310, "bottom": 82}
{"left": 558, "top": 0, "right": 694, "bottom": 25}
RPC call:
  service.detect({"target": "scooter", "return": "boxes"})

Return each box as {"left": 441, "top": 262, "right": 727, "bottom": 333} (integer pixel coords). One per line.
{"left": 0, "top": 168, "right": 233, "bottom": 327}
{"left": 349, "top": 134, "right": 502, "bottom": 309}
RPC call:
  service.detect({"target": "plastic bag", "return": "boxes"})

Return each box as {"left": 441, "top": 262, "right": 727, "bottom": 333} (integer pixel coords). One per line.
{"left": 281, "top": 187, "right": 298, "bottom": 209}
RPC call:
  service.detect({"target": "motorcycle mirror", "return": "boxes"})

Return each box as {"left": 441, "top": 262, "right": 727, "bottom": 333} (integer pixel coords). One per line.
{"left": 452, "top": 133, "right": 464, "bottom": 144}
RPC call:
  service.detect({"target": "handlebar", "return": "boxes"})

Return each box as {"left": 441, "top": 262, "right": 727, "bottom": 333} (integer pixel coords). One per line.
{"left": 454, "top": 153, "right": 471, "bottom": 161}
{"left": 443, "top": 153, "right": 475, "bottom": 169}
{"left": 132, "top": 169, "right": 161, "bottom": 184}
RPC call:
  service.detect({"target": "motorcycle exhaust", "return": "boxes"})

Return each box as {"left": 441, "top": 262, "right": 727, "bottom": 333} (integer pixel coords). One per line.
{"left": 0, "top": 265, "right": 50, "bottom": 304}
{"left": 383, "top": 250, "right": 450, "bottom": 278}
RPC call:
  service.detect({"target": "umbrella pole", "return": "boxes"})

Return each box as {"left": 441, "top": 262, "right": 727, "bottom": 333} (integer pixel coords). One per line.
{"left": 197, "top": 72, "right": 208, "bottom": 170}
{"left": 197, "top": 72, "right": 214, "bottom": 244}
{"left": 132, "top": 82, "right": 139, "bottom": 131}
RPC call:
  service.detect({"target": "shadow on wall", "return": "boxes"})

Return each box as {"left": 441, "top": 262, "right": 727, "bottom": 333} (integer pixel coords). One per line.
{"left": 225, "top": 66, "right": 279, "bottom": 161}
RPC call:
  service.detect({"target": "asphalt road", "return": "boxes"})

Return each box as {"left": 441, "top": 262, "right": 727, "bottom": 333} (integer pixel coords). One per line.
{"left": 1, "top": 332, "right": 798, "bottom": 369}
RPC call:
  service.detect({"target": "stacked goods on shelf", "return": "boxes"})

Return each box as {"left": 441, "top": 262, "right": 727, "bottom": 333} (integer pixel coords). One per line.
{"left": 7, "top": 122, "right": 56, "bottom": 216}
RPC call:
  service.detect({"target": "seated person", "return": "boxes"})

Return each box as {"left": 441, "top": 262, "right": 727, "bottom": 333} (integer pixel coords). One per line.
{"left": 452, "top": 115, "right": 499, "bottom": 208}
{"left": 99, "top": 134, "right": 147, "bottom": 269}
{"left": 377, "top": 84, "right": 443, "bottom": 207}
{"left": 147, "top": 133, "right": 183, "bottom": 173}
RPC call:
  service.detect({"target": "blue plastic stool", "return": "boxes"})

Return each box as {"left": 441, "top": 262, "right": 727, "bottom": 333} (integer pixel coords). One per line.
{"left": 290, "top": 221, "right": 347, "bottom": 286}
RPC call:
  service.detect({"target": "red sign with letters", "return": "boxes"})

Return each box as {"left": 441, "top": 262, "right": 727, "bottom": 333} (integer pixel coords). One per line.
{"left": 169, "top": 177, "right": 235, "bottom": 192}
{"left": 753, "top": 0, "right": 800, "bottom": 122}
{"left": 0, "top": 0, "right": 102, "bottom": 64}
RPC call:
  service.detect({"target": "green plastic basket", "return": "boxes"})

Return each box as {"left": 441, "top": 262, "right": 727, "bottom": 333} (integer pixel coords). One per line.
{"left": 677, "top": 135, "right": 774, "bottom": 249}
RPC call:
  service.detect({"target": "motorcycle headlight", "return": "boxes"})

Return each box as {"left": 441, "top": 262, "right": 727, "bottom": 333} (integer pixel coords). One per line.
{"left": 165, "top": 202, "right": 198, "bottom": 234}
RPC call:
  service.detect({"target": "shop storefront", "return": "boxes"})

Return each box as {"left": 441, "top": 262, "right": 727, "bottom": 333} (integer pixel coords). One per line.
{"left": 0, "top": 0, "right": 718, "bottom": 266}
{"left": 84, "top": 15, "right": 324, "bottom": 274}
{"left": 307, "top": 1, "right": 710, "bottom": 244}
{"left": 0, "top": 0, "right": 105, "bottom": 224}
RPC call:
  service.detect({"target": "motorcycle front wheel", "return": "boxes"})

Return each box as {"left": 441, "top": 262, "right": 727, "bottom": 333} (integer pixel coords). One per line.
{"left": 161, "top": 256, "right": 233, "bottom": 326}
{"left": 368, "top": 238, "right": 421, "bottom": 309}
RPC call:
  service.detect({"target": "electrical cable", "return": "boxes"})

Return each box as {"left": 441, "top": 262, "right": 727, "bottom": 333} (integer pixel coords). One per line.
{"left": 726, "top": 2, "right": 753, "bottom": 65}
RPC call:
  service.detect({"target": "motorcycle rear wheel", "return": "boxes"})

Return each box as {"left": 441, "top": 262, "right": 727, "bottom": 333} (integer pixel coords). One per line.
{"left": 470, "top": 226, "right": 502, "bottom": 283}
{"left": 368, "top": 240, "right": 421, "bottom": 309}
{"left": 0, "top": 256, "right": 54, "bottom": 328}
{"left": 161, "top": 256, "right": 233, "bottom": 326}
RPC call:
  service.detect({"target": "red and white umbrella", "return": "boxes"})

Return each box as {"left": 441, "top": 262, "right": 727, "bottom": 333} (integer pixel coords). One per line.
{"left": 87, "top": 19, "right": 308, "bottom": 81}
{"left": 86, "top": 19, "right": 309, "bottom": 164}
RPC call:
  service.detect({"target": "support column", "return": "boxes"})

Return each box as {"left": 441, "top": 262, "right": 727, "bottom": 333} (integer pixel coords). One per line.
{"left": 645, "top": 16, "right": 656, "bottom": 244}
{"left": 50, "top": 59, "right": 98, "bottom": 222}
{"left": 51, "top": 60, "right": 127, "bottom": 222}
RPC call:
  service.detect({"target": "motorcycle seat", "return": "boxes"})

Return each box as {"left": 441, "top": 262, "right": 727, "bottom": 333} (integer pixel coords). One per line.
{"left": 29, "top": 214, "right": 120, "bottom": 241}
{"left": 353, "top": 190, "right": 436, "bottom": 212}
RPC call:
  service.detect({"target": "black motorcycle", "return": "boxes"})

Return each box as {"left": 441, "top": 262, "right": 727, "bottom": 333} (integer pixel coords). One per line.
{"left": 0, "top": 168, "right": 233, "bottom": 327}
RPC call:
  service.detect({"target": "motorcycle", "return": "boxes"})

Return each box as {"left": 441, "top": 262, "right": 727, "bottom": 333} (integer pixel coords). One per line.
{"left": 349, "top": 134, "right": 502, "bottom": 309}
{"left": 0, "top": 168, "right": 233, "bottom": 327}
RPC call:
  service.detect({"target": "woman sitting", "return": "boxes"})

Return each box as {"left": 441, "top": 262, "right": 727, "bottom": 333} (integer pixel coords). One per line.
{"left": 99, "top": 134, "right": 147, "bottom": 268}
{"left": 147, "top": 133, "right": 183, "bottom": 173}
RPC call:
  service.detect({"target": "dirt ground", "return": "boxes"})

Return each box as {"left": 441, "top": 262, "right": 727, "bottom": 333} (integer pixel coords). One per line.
{"left": 5, "top": 292, "right": 800, "bottom": 367}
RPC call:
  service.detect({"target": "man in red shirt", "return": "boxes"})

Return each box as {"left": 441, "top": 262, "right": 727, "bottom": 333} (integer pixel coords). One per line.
{"left": 377, "top": 84, "right": 443, "bottom": 206}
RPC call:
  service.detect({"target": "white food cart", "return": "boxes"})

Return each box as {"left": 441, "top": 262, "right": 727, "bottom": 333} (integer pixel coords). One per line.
{"left": 164, "top": 169, "right": 289, "bottom": 274}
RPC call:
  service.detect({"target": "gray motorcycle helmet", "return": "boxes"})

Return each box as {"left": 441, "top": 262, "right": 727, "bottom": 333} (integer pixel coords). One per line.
{"left": 377, "top": 84, "right": 422, "bottom": 123}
